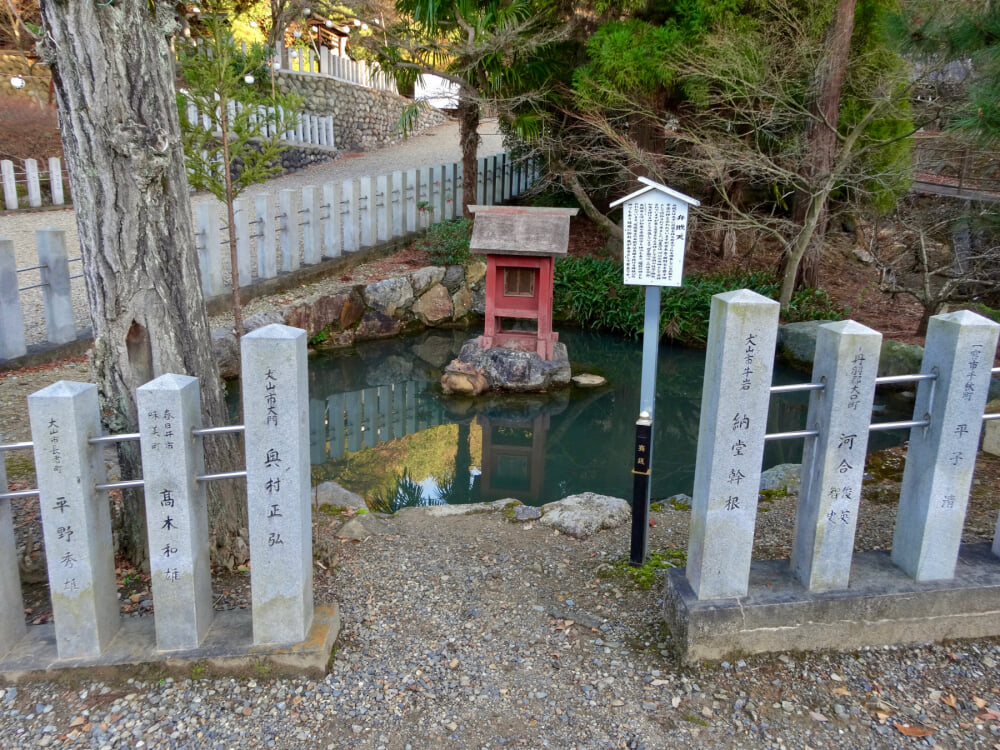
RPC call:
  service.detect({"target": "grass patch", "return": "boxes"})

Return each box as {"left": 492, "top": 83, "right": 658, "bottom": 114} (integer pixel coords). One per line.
{"left": 599, "top": 548, "right": 687, "bottom": 590}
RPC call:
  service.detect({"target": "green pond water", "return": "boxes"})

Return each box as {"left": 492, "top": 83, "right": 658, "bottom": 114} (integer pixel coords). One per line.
{"left": 303, "top": 328, "right": 907, "bottom": 511}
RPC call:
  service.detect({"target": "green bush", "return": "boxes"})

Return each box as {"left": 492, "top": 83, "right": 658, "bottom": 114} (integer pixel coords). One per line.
{"left": 553, "top": 257, "right": 845, "bottom": 344}
{"left": 415, "top": 218, "right": 475, "bottom": 266}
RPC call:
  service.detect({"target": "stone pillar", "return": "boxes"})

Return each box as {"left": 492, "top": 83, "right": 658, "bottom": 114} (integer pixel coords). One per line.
{"left": 137, "top": 375, "right": 214, "bottom": 651}
{"left": 359, "top": 176, "right": 375, "bottom": 247}
{"left": 791, "top": 321, "right": 882, "bottom": 591}
{"left": 2, "top": 160, "right": 17, "bottom": 210}
{"left": 256, "top": 193, "right": 277, "bottom": 279}
{"left": 25, "top": 158, "right": 41, "bottom": 207}
{"left": 476, "top": 157, "right": 487, "bottom": 206}
{"left": 362, "top": 387, "right": 378, "bottom": 448}
{"left": 346, "top": 390, "right": 362, "bottom": 452}
{"left": 433, "top": 164, "right": 447, "bottom": 224}
{"left": 455, "top": 163, "right": 466, "bottom": 217}
{"left": 0, "top": 239, "right": 27, "bottom": 360}
{"left": 342, "top": 179, "right": 359, "bottom": 253}
{"left": 420, "top": 167, "right": 434, "bottom": 229}
{"left": 301, "top": 186, "right": 322, "bottom": 266}
{"left": 405, "top": 169, "right": 419, "bottom": 232}
{"left": 322, "top": 181, "right": 342, "bottom": 258}
{"left": 686, "top": 290, "right": 779, "bottom": 600}
{"left": 36, "top": 228, "right": 75, "bottom": 345}
{"left": 328, "top": 393, "right": 345, "bottom": 459}
{"left": 279, "top": 189, "right": 301, "bottom": 273}
{"left": 893, "top": 310, "right": 1000, "bottom": 580}
{"left": 195, "top": 202, "right": 223, "bottom": 297}
{"left": 443, "top": 163, "right": 457, "bottom": 221}
{"left": 0, "top": 432, "right": 26, "bottom": 655}
{"left": 233, "top": 198, "right": 253, "bottom": 285}
{"left": 391, "top": 170, "right": 405, "bottom": 237}
{"left": 242, "top": 325, "right": 313, "bottom": 644}
{"left": 28, "top": 382, "right": 118, "bottom": 658}
{"left": 377, "top": 173, "right": 392, "bottom": 242}
{"left": 49, "top": 157, "right": 64, "bottom": 206}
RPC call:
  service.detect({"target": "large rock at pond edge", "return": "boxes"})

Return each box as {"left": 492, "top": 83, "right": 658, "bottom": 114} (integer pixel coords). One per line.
{"left": 465, "top": 259, "right": 487, "bottom": 286}
{"left": 411, "top": 283, "right": 454, "bottom": 325}
{"left": 777, "top": 320, "right": 834, "bottom": 369}
{"left": 409, "top": 266, "right": 446, "bottom": 296}
{"left": 355, "top": 310, "right": 402, "bottom": 340}
{"left": 449, "top": 339, "right": 571, "bottom": 392}
{"left": 878, "top": 338, "right": 924, "bottom": 378}
{"left": 442, "top": 264, "right": 465, "bottom": 293}
{"left": 539, "top": 493, "right": 630, "bottom": 539}
{"left": 441, "top": 360, "right": 489, "bottom": 396}
{"left": 364, "top": 277, "right": 414, "bottom": 317}
{"left": 313, "top": 480, "right": 367, "bottom": 510}
{"left": 285, "top": 289, "right": 365, "bottom": 337}
{"left": 452, "top": 286, "right": 473, "bottom": 319}
{"left": 759, "top": 463, "right": 802, "bottom": 494}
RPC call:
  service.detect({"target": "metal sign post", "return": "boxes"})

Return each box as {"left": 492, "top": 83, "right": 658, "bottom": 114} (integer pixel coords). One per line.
{"left": 610, "top": 178, "right": 700, "bottom": 565}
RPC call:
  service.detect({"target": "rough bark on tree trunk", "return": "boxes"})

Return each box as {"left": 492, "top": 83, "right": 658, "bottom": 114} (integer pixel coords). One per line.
{"left": 457, "top": 95, "right": 480, "bottom": 215}
{"left": 38, "top": 0, "right": 248, "bottom": 569}
{"left": 787, "top": 0, "right": 857, "bottom": 290}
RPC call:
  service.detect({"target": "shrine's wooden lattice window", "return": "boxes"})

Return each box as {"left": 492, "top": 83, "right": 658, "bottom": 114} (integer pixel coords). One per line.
{"left": 503, "top": 267, "right": 535, "bottom": 297}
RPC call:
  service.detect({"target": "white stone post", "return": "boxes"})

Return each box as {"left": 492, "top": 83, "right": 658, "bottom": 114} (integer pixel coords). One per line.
{"left": 379, "top": 385, "right": 393, "bottom": 441}
{"left": 362, "top": 387, "right": 378, "bottom": 448}
{"left": 0, "top": 239, "right": 27, "bottom": 360}
{"left": 405, "top": 169, "right": 419, "bottom": 232}
{"left": 327, "top": 393, "right": 345, "bottom": 459}
{"left": 279, "top": 189, "right": 301, "bottom": 273}
{"left": 343, "top": 179, "right": 359, "bottom": 253}
{"left": 49, "top": 157, "right": 64, "bottom": 206}
{"left": 24, "top": 159, "right": 41, "bottom": 208}
{"left": 377, "top": 173, "right": 392, "bottom": 242}
{"left": 443, "top": 163, "right": 457, "bottom": 221}
{"left": 301, "top": 186, "right": 322, "bottom": 265}
{"left": 28, "top": 382, "right": 118, "bottom": 658}
{"left": 686, "top": 290, "right": 780, "bottom": 600}
{"left": 346, "top": 390, "right": 362, "bottom": 452}
{"left": 502, "top": 153, "right": 513, "bottom": 201}
{"left": 391, "top": 171, "right": 405, "bottom": 237}
{"left": 359, "top": 176, "right": 375, "bottom": 247}
{"left": 392, "top": 384, "right": 406, "bottom": 437}
{"left": 233, "top": 198, "right": 253, "bottom": 286}
{"left": 322, "top": 181, "right": 342, "bottom": 258}
{"left": 893, "top": 310, "right": 1000, "bottom": 581}
{"left": 256, "top": 193, "right": 277, "bottom": 279}
{"left": 405, "top": 382, "right": 418, "bottom": 434}
{"left": 195, "top": 202, "right": 223, "bottom": 297}
{"left": 476, "top": 157, "right": 487, "bottom": 206}
{"left": 36, "top": 228, "right": 75, "bottom": 345}
{"left": 0, "top": 432, "right": 25, "bottom": 655}
{"left": 137, "top": 375, "right": 213, "bottom": 651}
{"left": 433, "top": 164, "right": 447, "bottom": 224}
{"left": 242, "top": 325, "right": 313, "bottom": 645}
{"left": 456, "top": 163, "right": 466, "bottom": 217}
{"left": 1, "top": 160, "right": 17, "bottom": 210}
{"left": 791, "top": 321, "right": 882, "bottom": 591}
{"left": 421, "top": 167, "right": 434, "bottom": 229}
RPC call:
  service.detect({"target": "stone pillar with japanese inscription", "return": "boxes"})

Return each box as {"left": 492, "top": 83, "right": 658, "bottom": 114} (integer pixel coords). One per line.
{"left": 0, "top": 431, "right": 26, "bottom": 654}
{"left": 791, "top": 321, "right": 882, "bottom": 591}
{"left": 137, "top": 374, "right": 214, "bottom": 651}
{"left": 686, "top": 290, "right": 779, "bottom": 600}
{"left": 28, "top": 381, "right": 119, "bottom": 658}
{"left": 242, "top": 324, "right": 314, "bottom": 644}
{"left": 892, "top": 310, "right": 1000, "bottom": 581}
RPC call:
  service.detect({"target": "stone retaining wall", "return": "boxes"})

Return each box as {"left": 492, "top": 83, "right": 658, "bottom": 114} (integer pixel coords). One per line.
{"left": 213, "top": 259, "right": 487, "bottom": 376}
{"left": 275, "top": 72, "right": 447, "bottom": 152}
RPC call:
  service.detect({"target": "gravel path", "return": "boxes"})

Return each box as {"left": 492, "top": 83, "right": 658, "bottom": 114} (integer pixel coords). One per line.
{"left": 3, "top": 495, "right": 1000, "bottom": 749}
{"left": 0, "top": 119, "right": 505, "bottom": 348}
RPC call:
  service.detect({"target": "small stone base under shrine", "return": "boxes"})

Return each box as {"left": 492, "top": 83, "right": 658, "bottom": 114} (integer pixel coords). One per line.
{"left": 663, "top": 544, "right": 1000, "bottom": 664}
{"left": 0, "top": 604, "right": 339, "bottom": 683}
{"left": 441, "top": 338, "right": 572, "bottom": 395}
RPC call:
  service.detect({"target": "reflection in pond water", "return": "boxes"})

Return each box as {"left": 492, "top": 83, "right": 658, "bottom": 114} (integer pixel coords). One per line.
{"left": 305, "top": 329, "right": 906, "bottom": 509}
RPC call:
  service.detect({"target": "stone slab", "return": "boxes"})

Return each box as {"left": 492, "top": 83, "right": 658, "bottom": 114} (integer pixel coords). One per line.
{"left": 0, "top": 604, "right": 339, "bottom": 683}
{"left": 663, "top": 543, "right": 1000, "bottom": 664}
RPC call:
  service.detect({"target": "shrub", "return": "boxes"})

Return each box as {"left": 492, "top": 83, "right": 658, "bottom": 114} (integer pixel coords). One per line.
{"left": 553, "top": 257, "right": 846, "bottom": 344}
{"left": 414, "top": 218, "right": 475, "bottom": 266}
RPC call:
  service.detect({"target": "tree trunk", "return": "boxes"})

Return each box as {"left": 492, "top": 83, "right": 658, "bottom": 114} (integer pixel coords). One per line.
{"left": 39, "top": 0, "right": 248, "bottom": 569}
{"left": 788, "top": 0, "right": 857, "bottom": 289}
{"left": 457, "top": 94, "right": 480, "bottom": 215}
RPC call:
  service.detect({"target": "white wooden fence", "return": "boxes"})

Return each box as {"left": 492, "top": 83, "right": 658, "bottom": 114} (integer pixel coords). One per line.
{"left": 0, "top": 150, "right": 539, "bottom": 361}
{"left": 275, "top": 43, "right": 396, "bottom": 92}
{"left": 1, "top": 157, "right": 68, "bottom": 211}
{"left": 180, "top": 97, "right": 336, "bottom": 150}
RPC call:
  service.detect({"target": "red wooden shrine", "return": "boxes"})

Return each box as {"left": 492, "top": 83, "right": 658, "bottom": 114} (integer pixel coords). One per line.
{"left": 468, "top": 205, "right": 578, "bottom": 360}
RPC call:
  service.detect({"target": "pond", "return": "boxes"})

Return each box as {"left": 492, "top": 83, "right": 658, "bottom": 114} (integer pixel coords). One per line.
{"left": 302, "top": 328, "right": 908, "bottom": 511}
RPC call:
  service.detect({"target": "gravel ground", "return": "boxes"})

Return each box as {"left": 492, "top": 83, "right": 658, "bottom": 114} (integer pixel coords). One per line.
{"left": 2, "top": 466, "right": 1000, "bottom": 749}
{"left": 0, "top": 119, "right": 505, "bottom": 348}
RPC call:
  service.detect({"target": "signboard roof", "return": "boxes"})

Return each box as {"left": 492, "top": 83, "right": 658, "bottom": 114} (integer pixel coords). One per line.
{"left": 468, "top": 205, "right": 579, "bottom": 257}
{"left": 609, "top": 177, "right": 700, "bottom": 209}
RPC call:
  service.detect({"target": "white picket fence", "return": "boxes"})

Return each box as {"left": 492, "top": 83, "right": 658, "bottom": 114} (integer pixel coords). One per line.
{"left": 1, "top": 157, "right": 68, "bottom": 211}
{"left": 275, "top": 43, "right": 396, "bottom": 92}
{"left": 180, "top": 97, "right": 336, "bottom": 150}
{"left": 0, "top": 150, "right": 539, "bottom": 361}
